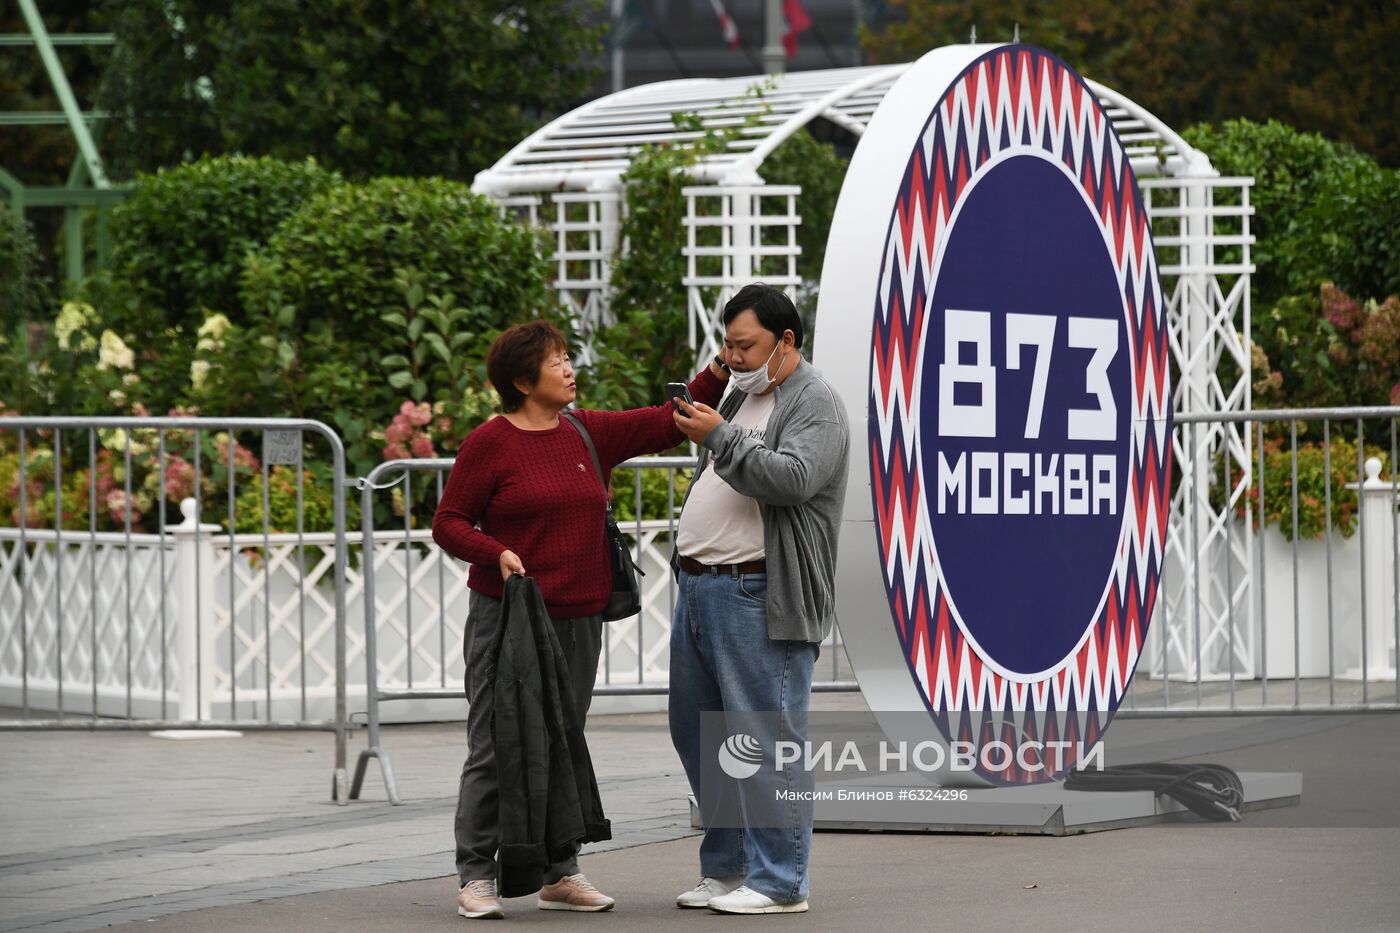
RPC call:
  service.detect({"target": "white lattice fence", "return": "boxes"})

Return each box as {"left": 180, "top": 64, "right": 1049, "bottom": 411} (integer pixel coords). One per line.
{"left": 4, "top": 477, "right": 850, "bottom": 723}
{"left": 0, "top": 530, "right": 179, "bottom": 717}
{"left": 204, "top": 533, "right": 351, "bottom": 721}
{"left": 363, "top": 522, "right": 679, "bottom": 696}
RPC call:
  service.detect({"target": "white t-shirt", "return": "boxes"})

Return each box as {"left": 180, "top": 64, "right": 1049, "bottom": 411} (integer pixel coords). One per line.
{"left": 676, "top": 391, "right": 776, "bottom": 564}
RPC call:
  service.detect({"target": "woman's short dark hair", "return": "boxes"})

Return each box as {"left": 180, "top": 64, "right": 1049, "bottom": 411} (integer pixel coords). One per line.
{"left": 721, "top": 283, "right": 804, "bottom": 349}
{"left": 486, "top": 321, "right": 568, "bottom": 412}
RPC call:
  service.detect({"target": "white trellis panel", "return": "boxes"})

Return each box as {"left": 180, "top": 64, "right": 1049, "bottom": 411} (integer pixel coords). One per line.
{"left": 1141, "top": 176, "right": 1256, "bottom": 681}
{"left": 682, "top": 184, "right": 802, "bottom": 368}
{"left": 552, "top": 190, "right": 622, "bottom": 366}
{"left": 469, "top": 58, "right": 1254, "bottom": 688}
{"left": 493, "top": 194, "right": 541, "bottom": 227}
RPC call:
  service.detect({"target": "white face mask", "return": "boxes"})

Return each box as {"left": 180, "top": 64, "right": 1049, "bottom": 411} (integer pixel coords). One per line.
{"left": 729, "top": 339, "right": 789, "bottom": 394}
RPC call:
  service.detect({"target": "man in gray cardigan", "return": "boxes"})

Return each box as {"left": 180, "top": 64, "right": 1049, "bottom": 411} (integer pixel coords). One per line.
{"left": 670, "top": 283, "right": 850, "bottom": 915}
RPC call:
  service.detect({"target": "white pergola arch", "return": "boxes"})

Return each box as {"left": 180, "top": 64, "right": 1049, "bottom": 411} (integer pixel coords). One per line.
{"left": 472, "top": 65, "right": 1210, "bottom": 194}
{"left": 472, "top": 57, "right": 1254, "bottom": 686}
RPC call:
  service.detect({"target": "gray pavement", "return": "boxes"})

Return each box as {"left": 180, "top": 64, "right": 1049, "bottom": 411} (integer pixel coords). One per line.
{"left": 2, "top": 695, "right": 1398, "bottom": 932}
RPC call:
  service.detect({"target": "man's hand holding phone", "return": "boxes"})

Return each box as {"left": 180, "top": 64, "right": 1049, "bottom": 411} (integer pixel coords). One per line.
{"left": 671, "top": 395, "right": 724, "bottom": 443}
{"left": 665, "top": 382, "right": 693, "bottom": 413}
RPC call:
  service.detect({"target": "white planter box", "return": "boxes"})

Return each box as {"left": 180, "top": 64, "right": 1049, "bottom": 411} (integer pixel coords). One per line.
{"left": 1147, "top": 466, "right": 1398, "bottom": 683}
{"left": 1254, "top": 523, "right": 1365, "bottom": 679}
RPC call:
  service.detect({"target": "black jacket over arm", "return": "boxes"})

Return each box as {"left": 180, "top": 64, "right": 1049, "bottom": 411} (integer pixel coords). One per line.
{"left": 493, "top": 575, "right": 611, "bottom": 896}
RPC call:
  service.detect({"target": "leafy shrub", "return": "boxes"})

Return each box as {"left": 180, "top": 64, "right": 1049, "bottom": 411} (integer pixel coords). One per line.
{"left": 8, "top": 290, "right": 252, "bottom": 423}
{"left": 761, "top": 127, "right": 849, "bottom": 289}
{"left": 238, "top": 176, "right": 553, "bottom": 476}
{"left": 611, "top": 466, "right": 693, "bottom": 524}
{"left": 0, "top": 421, "right": 353, "bottom": 533}
{"left": 1182, "top": 120, "right": 1400, "bottom": 308}
{"left": 229, "top": 463, "right": 351, "bottom": 534}
{"left": 1252, "top": 284, "right": 1400, "bottom": 408}
{"left": 1225, "top": 433, "right": 1392, "bottom": 541}
{"left": 97, "top": 155, "right": 339, "bottom": 335}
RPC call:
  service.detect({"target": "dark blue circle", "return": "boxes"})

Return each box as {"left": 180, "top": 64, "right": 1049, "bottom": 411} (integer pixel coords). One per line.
{"left": 921, "top": 155, "right": 1130, "bottom": 675}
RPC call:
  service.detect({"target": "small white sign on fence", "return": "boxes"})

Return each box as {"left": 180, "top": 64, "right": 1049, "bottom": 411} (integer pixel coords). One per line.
{"left": 262, "top": 431, "right": 302, "bottom": 466}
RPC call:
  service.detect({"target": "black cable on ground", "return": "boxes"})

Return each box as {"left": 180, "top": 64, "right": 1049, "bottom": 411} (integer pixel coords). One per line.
{"left": 1063, "top": 763, "right": 1245, "bottom": 822}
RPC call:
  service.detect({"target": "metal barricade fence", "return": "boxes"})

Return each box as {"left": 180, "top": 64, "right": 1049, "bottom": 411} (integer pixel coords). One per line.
{"left": 1119, "top": 406, "right": 1399, "bottom": 717}
{"left": 349, "top": 454, "right": 857, "bottom": 805}
{"left": 4, "top": 409, "right": 1394, "bottom": 806}
{"left": 0, "top": 416, "right": 353, "bottom": 802}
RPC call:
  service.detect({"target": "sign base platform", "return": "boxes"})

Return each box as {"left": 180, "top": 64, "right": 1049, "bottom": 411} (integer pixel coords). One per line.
{"left": 688, "top": 771, "right": 1301, "bottom": 836}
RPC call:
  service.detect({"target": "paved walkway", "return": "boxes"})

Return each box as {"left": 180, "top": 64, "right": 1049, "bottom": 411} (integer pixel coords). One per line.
{"left": 2, "top": 697, "right": 1398, "bottom": 932}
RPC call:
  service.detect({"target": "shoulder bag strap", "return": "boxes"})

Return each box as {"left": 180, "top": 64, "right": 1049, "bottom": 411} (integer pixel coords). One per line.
{"left": 561, "top": 412, "right": 610, "bottom": 505}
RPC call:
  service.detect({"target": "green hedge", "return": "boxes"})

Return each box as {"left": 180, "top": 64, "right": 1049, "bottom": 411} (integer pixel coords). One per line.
{"left": 98, "top": 155, "right": 340, "bottom": 336}
{"left": 761, "top": 127, "right": 849, "bottom": 288}
{"left": 1182, "top": 119, "right": 1400, "bottom": 308}
{"left": 6, "top": 164, "right": 557, "bottom": 488}
{"left": 239, "top": 175, "right": 554, "bottom": 475}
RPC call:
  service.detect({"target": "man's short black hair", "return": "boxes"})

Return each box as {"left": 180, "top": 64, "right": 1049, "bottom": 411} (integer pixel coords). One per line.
{"left": 721, "top": 283, "right": 804, "bottom": 350}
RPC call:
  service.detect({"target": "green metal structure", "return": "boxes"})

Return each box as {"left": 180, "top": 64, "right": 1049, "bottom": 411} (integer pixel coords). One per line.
{"left": 1, "top": 0, "right": 129, "bottom": 285}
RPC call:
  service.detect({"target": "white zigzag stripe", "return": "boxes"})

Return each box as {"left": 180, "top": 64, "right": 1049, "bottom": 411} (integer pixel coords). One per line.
{"left": 872, "top": 50, "right": 1169, "bottom": 717}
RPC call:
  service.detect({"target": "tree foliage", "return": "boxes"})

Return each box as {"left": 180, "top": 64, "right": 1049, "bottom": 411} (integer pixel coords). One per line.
{"left": 0, "top": 1, "right": 110, "bottom": 187}
{"left": 0, "top": 212, "right": 49, "bottom": 330}
{"left": 861, "top": 0, "right": 1400, "bottom": 167}
{"left": 96, "top": 0, "right": 605, "bottom": 181}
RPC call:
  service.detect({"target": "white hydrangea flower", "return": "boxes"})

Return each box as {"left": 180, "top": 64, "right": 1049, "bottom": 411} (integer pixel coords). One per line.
{"left": 55, "top": 301, "right": 95, "bottom": 350}
{"left": 97, "top": 330, "right": 135, "bottom": 371}
{"left": 99, "top": 427, "right": 128, "bottom": 451}
{"left": 196, "top": 313, "right": 232, "bottom": 353}
{"left": 190, "top": 359, "right": 212, "bottom": 390}
{"left": 197, "top": 313, "right": 231, "bottom": 339}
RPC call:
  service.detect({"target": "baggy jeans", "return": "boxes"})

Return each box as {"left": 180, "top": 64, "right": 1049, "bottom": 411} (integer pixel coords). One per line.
{"left": 668, "top": 569, "right": 819, "bottom": 903}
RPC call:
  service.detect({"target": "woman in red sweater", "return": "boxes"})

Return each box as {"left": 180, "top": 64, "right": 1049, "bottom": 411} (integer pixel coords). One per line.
{"left": 433, "top": 321, "right": 728, "bottom": 919}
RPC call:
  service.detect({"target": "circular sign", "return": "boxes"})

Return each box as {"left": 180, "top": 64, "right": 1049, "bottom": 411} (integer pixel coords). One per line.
{"left": 925, "top": 151, "right": 1132, "bottom": 678}
{"left": 823, "top": 45, "right": 1172, "bottom": 785}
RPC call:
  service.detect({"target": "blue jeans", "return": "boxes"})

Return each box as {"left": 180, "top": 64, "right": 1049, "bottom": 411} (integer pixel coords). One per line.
{"left": 668, "top": 569, "right": 819, "bottom": 903}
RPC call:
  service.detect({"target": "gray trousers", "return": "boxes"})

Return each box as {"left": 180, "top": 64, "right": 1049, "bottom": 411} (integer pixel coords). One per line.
{"left": 455, "top": 589, "right": 604, "bottom": 887}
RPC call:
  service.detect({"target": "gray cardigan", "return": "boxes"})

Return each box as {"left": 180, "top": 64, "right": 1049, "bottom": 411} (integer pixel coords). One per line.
{"left": 673, "top": 357, "right": 850, "bottom": 643}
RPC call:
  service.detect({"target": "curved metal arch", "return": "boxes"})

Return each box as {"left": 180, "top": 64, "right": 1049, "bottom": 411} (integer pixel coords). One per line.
{"left": 473, "top": 54, "right": 1216, "bottom": 194}
{"left": 473, "top": 65, "right": 909, "bottom": 195}
{"left": 1083, "top": 77, "right": 1214, "bottom": 178}
{"left": 471, "top": 77, "right": 715, "bottom": 196}
{"left": 696, "top": 64, "right": 907, "bottom": 186}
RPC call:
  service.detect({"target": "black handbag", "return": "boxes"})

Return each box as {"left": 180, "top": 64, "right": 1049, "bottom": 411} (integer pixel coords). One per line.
{"left": 562, "top": 413, "right": 645, "bottom": 622}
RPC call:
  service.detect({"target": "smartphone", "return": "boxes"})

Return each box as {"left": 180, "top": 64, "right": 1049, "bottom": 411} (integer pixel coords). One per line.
{"left": 665, "top": 382, "right": 693, "bottom": 412}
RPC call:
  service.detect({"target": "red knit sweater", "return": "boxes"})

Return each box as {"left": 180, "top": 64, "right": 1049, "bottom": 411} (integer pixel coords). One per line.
{"left": 432, "top": 366, "right": 725, "bottom": 618}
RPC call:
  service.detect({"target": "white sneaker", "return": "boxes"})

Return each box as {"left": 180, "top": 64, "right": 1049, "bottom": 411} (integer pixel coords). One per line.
{"left": 676, "top": 875, "right": 745, "bottom": 909}
{"left": 707, "top": 884, "right": 809, "bottom": 914}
